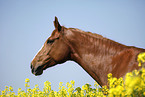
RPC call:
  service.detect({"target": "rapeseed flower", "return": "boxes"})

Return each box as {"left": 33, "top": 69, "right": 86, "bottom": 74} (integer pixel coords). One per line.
{"left": 1, "top": 52, "right": 145, "bottom": 97}
{"left": 25, "top": 78, "right": 30, "bottom": 83}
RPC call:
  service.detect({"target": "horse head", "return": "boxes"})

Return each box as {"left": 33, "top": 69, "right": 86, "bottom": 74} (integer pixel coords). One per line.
{"left": 31, "top": 17, "right": 71, "bottom": 75}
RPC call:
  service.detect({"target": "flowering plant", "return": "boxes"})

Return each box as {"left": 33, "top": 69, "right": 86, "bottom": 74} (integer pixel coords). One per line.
{"left": 1, "top": 52, "right": 145, "bottom": 97}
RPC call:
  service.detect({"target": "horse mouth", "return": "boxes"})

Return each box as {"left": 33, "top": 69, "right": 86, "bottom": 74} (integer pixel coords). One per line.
{"left": 31, "top": 58, "right": 56, "bottom": 76}
{"left": 31, "top": 63, "right": 48, "bottom": 76}
{"left": 34, "top": 69, "right": 43, "bottom": 76}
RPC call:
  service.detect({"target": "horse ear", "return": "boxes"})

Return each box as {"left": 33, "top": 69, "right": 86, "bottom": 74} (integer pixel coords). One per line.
{"left": 54, "top": 16, "right": 62, "bottom": 32}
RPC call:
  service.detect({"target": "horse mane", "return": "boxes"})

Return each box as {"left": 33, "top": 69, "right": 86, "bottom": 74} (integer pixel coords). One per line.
{"left": 69, "top": 28, "right": 128, "bottom": 55}
{"left": 69, "top": 28, "right": 104, "bottom": 39}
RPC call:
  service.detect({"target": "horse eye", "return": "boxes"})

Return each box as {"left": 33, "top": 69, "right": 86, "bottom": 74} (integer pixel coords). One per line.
{"left": 47, "top": 39, "right": 54, "bottom": 44}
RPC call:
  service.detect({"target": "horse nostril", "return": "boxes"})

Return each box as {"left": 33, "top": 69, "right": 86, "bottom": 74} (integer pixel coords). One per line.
{"left": 31, "top": 64, "right": 35, "bottom": 73}
{"left": 31, "top": 64, "right": 33, "bottom": 69}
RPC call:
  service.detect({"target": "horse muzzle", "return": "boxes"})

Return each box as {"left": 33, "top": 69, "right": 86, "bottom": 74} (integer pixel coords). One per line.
{"left": 30, "top": 57, "right": 57, "bottom": 76}
{"left": 31, "top": 64, "right": 43, "bottom": 76}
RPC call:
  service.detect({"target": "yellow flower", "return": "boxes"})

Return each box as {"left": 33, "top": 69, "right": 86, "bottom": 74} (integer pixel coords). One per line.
{"left": 25, "top": 78, "right": 30, "bottom": 83}
{"left": 70, "top": 80, "right": 75, "bottom": 85}
{"left": 18, "top": 88, "right": 22, "bottom": 93}
{"left": 5, "top": 86, "right": 8, "bottom": 88}
{"left": 25, "top": 83, "right": 30, "bottom": 88}
{"left": 35, "top": 84, "right": 38, "bottom": 88}
{"left": 134, "top": 69, "right": 139, "bottom": 75}
{"left": 108, "top": 88, "right": 115, "bottom": 94}
{"left": 2, "top": 66, "right": 145, "bottom": 97}
{"left": 138, "top": 62, "right": 142, "bottom": 67}
{"left": 82, "top": 85, "right": 86, "bottom": 90}
{"left": 59, "top": 82, "right": 63, "bottom": 87}
{"left": 44, "top": 81, "right": 51, "bottom": 86}
{"left": 9, "top": 86, "right": 13, "bottom": 92}
{"left": 143, "top": 92, "right": 145, "bottom": 96}
{"left": 108, "top": 73, "right": 112, "bottom": 79}
{"left": 137, "top": 52, "right": 145, "bottom": 66}
{"left": 66, "top": 82, "right": 69, "bottom": 87}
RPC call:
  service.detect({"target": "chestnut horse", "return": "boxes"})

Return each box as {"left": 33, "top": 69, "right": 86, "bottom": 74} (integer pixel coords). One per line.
{"left": 31, "top": 17, "right": 145, "bottom": 86}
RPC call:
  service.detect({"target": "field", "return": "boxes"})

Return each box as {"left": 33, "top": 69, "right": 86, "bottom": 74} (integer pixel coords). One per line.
{"left": 1, "top": 52, "right": 145, "bottom": 97}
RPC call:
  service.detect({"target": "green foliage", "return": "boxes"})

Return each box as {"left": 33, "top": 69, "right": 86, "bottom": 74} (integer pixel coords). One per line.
{"left": 1, "top": 52, "right": 145, "bottom": 97}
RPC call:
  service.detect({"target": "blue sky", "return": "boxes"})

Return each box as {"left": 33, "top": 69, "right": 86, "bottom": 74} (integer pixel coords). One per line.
{"left": 0, "top": 0, "right": 145, "bottom": 92}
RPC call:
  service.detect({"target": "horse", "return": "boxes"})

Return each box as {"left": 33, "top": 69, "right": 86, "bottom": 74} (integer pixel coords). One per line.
{"left": 31, "top": 17, "right": 145, "bottom": 86}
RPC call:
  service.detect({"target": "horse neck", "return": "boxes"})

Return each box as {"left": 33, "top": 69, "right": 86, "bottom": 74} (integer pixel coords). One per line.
{"left": 67, "top": 29, "right": 127, "bottom": 62}
{"left": 65, "top": 29, "right": 128, "bottom": 86}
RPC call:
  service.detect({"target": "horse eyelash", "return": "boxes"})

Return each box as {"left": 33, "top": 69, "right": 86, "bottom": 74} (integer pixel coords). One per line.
{"left": 47, "top": 37, "right": 60, "bottom": 44}
{"left": 47, "top": 39, "right": 54, "bottom": 44}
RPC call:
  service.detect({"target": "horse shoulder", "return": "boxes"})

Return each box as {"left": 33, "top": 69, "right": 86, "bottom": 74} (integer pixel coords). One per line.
{"left": 111, "top": 47, "right": 140, "bottom": 78}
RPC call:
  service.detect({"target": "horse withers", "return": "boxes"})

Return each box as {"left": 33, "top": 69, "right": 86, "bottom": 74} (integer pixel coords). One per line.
{"left": 31, "top": 17, "right": 145, "bottom": 86}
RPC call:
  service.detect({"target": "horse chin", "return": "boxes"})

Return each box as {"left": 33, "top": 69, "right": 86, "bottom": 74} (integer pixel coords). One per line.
{"left": 34, "top": 63, "right": 51, "bottom": 76}
{"left": 33, "top": 60, "right": 56, "bottom": 76}
{"left": 35, "top": 70, "right": 43, "bottom": 76}
{"left": 34, "top": 68, "right": 43, "bottom": 76}
{"left": 33, "top": 65, "right": 45, "bottom": 76}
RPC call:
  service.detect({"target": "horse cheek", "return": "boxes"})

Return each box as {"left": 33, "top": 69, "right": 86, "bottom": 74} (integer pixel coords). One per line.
{"left": 50, "top": 44, "right": 69, "bottom": 63}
